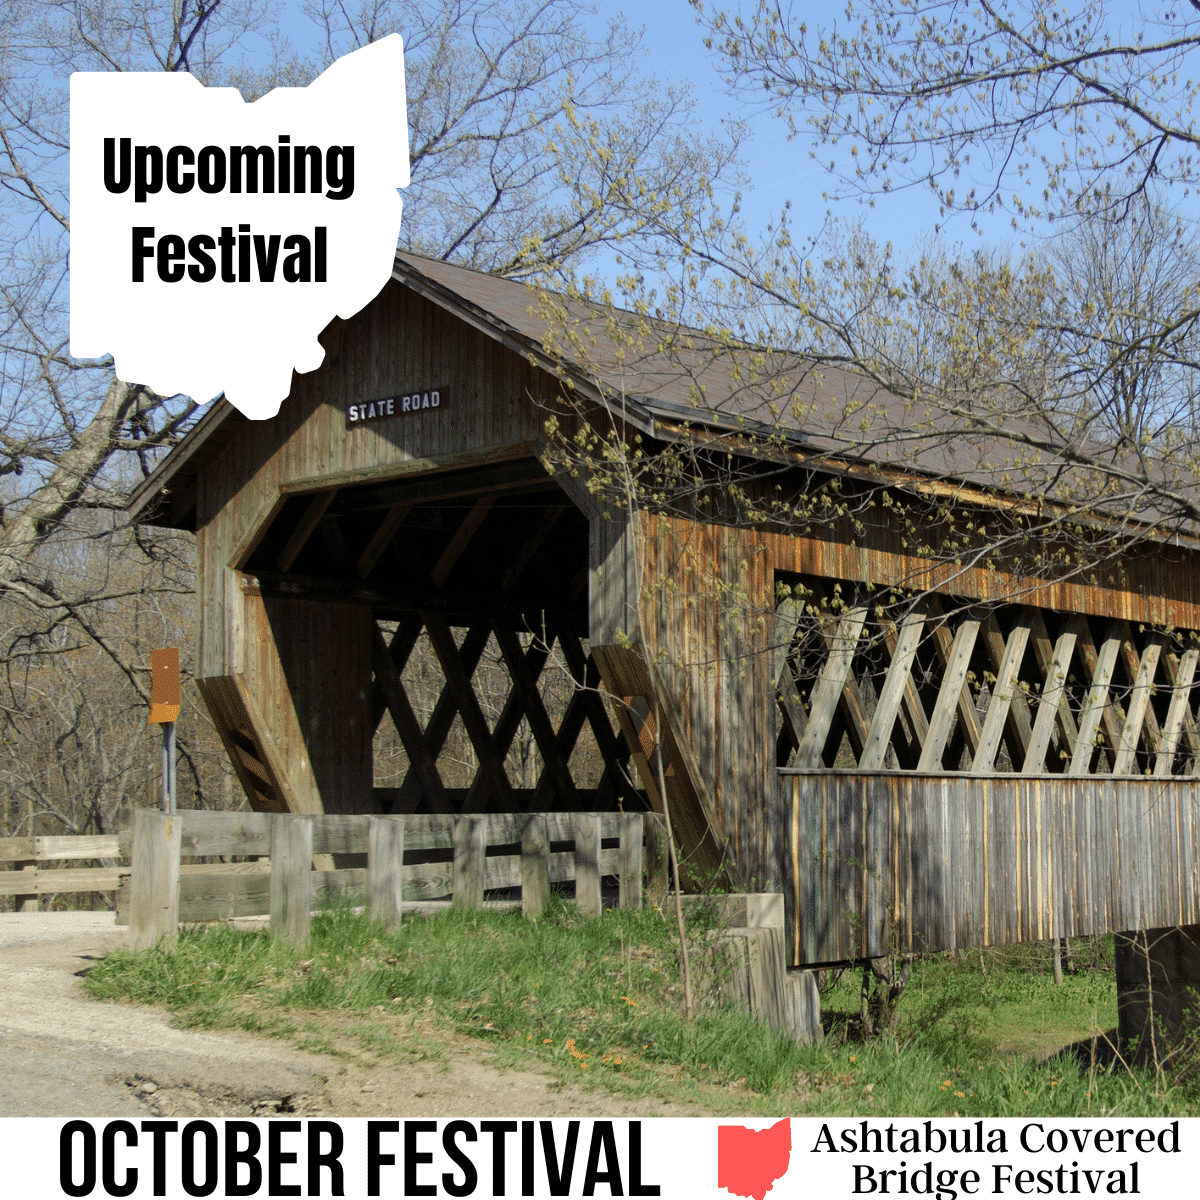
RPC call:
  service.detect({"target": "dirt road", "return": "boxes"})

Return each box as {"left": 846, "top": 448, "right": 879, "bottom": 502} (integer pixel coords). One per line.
{"left": 0, "top": 913, "right": 699, "bottom": 1118}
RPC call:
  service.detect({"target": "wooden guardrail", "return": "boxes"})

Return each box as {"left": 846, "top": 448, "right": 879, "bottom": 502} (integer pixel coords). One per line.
{"left": 129, "top": 810, "right": 649, "bottom": 948}
{"left": 0, "top": 834, "right": 124, "bottom": 910}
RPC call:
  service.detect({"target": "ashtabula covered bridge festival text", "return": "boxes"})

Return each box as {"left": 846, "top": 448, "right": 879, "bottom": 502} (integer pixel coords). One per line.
{"left": 815, "top": 1120, "right": 1179, "bottom": 1198}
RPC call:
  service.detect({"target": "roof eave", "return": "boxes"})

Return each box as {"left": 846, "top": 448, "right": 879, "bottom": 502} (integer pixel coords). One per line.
{"left": 390, "top": 255, "right": 658, "bottom": 440}
{"left": 128, "top": 397, "right": 239, "bottom": 526}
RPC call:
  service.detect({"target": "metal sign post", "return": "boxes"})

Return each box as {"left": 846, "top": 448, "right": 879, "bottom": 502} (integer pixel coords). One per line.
{"left": 148, "top": 647, "right": 181, "bottom": 814}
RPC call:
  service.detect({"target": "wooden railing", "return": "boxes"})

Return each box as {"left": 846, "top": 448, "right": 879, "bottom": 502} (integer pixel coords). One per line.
{"left": 129, "top": 810, "right": 649, "bottom": 948}
{"left": 0, "top": 834, "right": 124, "bottom": 910}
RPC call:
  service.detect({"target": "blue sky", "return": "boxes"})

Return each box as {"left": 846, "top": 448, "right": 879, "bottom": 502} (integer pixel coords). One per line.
{"left": 628, "top": 0, "right": 1195, "bottom": 263}
{"left": 604, "top": 0, "right": 990, "bottom": 256}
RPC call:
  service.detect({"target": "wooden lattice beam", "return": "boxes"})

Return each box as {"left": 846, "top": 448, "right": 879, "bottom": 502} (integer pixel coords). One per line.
{"left": 1025, "top": 616, "right": 1081, "bottom": 771}
{"left": 881, "top": 607, "right": 932, "bottom": 763}
{"left": 1115, "top": 621, "right": 1164, "bottom": 756}
{"left": 554, "top": 631, "right": 641, "bottom": 811}
{"left": 860, "top": 605, "right": 926, "bottom": 771}
{"left": 775, "top": 595, "right": 875, "bottom": 769}
{"left": 367, "top": 617, "right": 638, "bottom": 816}
{"left": 431, "top": 496, "right": 496, "bottom": 587}
{"left": 1113, "top": 631, "right": 1167, "bottom": 775}
{"left": 777, "top": 582, "right": 1200, "bottom": 779}
{"left": 773, "top": 597, "right": 806, "bottom": 762}
{"left": 977, "top": 611, "right": 1035, "bottom": 769}
{"left": 818, "top": 620, "right": 873, "bottom": 764}
{"left": 1155, "top": 648, "right": 1200, "bottom": 776}
{"left": 493, "top": 623, "right": 580, "bottom": 809}
{"left": 775, "top": 667, "right": 805, "bottom": 764}
{"left": 393, "top": 623, "right": 493, "bottom": 812}
{"left": 794, "top": 605, "right": 868, "bottom": 769}
{"left": 1070, "top": 620, "right": 1125, "bottom": 774}
{"left": 919, "top": 614, "right": 982, "bottom": 771}
{"left": 459, "top": 632, "right": 554, "bottom": 810}
{"left": 608, "top": 694, "right": 662, "bottom": 807}
{"left": 370, "top": 623, "right": 451, "bottom": 810}
{"left": 422, "top": 610, "right": 515, "bottom": 811}
{"left": 925, "top": 597, "right": 984, "bottom": 761}
{"left": 590, "top": 642, "right": 730, "bottom": 886}
{"left": 277, "top": 489, "right": 338, "bottom": 572}
{"left": 371, "top": 613, "right": 425, "bottom": 732}
{"left": 1025, "top": 610, "right": 1080, "bottom": 768}
{"left": 357, "top": 503, "right": 413, "bottom": 580}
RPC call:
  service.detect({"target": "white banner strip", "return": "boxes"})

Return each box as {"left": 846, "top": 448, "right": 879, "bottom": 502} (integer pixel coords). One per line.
{"left": 6, "top": 1117, "right": 1193, "bottom": 1199}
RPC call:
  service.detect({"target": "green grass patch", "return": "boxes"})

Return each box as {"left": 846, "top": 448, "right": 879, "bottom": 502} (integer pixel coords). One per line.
{"left": 821, "top": 941, "right": 1120, "bottom": 1063}
{"left": 83, "top": 907, "right": 1199, "bottom": 1116}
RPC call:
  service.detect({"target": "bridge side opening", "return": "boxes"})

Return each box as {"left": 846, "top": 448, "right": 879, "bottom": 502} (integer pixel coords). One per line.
{"left": 210, "top": 458, "right": 649, "bottom": 819}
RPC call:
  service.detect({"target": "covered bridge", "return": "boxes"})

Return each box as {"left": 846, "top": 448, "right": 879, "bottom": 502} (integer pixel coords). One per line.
{"left": 131, "top": 252, "right": 1200, "bottom": 1041}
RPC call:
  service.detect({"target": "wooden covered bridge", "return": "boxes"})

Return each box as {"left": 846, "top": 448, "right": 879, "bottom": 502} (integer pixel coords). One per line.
{"left": 131, "top": 252, "right": 1200, "bottom": 1043}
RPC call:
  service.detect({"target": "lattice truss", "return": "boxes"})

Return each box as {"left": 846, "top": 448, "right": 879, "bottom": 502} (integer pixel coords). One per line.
{"left": 369, "top": 612, "right": 641, "bottom": 814}
{"left": 775, "top": 580, "right": 1200, "bottom": 776}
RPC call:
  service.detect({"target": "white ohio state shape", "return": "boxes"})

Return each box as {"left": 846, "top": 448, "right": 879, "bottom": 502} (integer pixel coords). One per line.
{"left": 70, "top": 36, "right": 408, "bottom": 420}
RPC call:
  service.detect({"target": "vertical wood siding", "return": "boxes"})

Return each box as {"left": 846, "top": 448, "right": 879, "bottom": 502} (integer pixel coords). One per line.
{"left": 763, "top": 518, "right": 1200, "bottom": 631}
{"left": 632, "top": 513, "right": 781, "bottom": 894}
{"left": 242, "top": 593, "right": 374, "bottom": 815}
{"left": 788, "top": 772, "right": 1200, "bottom": 964}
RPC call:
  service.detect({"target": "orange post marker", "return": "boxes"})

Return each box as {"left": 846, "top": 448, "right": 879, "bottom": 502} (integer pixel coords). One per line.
{"left": 148, "top": 647, "right": 181, "bottom": 725}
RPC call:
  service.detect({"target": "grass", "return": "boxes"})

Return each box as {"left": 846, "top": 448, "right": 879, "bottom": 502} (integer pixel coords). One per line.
{"left": 82, "top": 901, "right": 1200, "bottom": 1117}
{"left": 821, "top": 940, "right": 1121, "bottom": 1061}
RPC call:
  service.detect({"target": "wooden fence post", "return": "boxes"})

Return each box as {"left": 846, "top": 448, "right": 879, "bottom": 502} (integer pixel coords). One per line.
{"left": 18, "top": 797, "right": 36, "bottom": 911}
{"left": 270, "top": 815, "right": 313, "bottom": 946}
{"left": 368, "top": 816, "right": 406, "bottom": 929}
{"left": 453, "top": 816, "right": 486, "bottom": 909}
{"left": 521, "top": 814, "right": 550, "bottom": 917}
{"left": 16, "top": 853, "right": 37, "bottom": 913}
{"left": 129, "top": 809, "right": 182, "bottom": 950}
{"left": 575, "top": 813, "right": 601, "bottom": 917}
{"left": 619, "top": 812, "right": 644, "bottom": 909}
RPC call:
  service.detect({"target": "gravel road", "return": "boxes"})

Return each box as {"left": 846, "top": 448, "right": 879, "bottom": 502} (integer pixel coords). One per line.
{"left": 0, "top": 912, "right": 330, "bottom": 1117}
{"left": 0, "top": 913, "right": 700, "bottom": 1119}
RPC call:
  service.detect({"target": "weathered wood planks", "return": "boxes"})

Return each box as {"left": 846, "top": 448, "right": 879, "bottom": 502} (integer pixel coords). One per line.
{"left": 787, "top": 770, "right": 1200, "bottom": 964}
{"left": 0, "top": 830, "right": 123, "bottom": 907}
{"left": 521, "top": 814, "right": 551, "bottom": 917}
{"left": 270, "top": 816, "right": 314, "bottom": 945}
{"left": 367, "top": 816, "right": 406, "bottom": 929}
{"left": 918, "top": 614, "right": 981, "bottom": 771}
{"left": 574, "top": 813, "right": 602, "bottom": 917}
{"left": 0, "top": 835, "right": 120, "bottom": 863}
{"left": 123, "top": 810, "right": 645, "bottom": 930}
{"left": 794, "top": 606, "right": 868, "bottom": 769}
{"left": 0, "top": 866, "right": 126, "bottom": 897}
